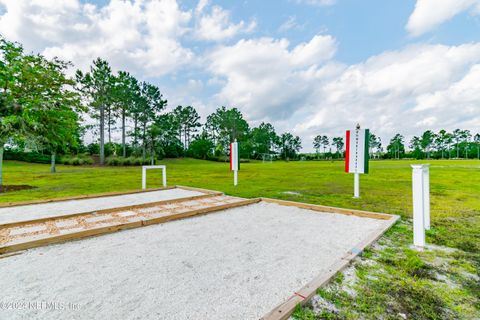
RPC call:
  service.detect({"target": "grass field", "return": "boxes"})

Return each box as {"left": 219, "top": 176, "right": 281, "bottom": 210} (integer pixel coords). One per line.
{"left": 1, "top": 159, "right": 479, "bottom": 319}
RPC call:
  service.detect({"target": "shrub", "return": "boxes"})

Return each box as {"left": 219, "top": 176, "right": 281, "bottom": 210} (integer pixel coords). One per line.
{"left": 4, "top": 150, "right": 51, "bottom": 164}
{"left": 104, "top": 156, "right": 151, "bottom": 166}
{"left": 60, "top": 155, "right": 93, "bottom": 166}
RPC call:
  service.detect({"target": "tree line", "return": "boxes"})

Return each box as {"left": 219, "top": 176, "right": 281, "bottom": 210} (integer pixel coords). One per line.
{"left": 387, "top": 129, "right": 480, "bottom": 160}
{"left": 0, "top": 37, "right": 303, "bottom": 181}
{"left": 1, "top": 36, "right": 479, "bottom": 187}
{"left": 312, "top": 130, "right": 479, "bottom": 160}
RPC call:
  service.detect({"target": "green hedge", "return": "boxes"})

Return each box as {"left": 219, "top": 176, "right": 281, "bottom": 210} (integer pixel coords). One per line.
{"left": 4, "top": 151, "right": 51, "bottom": 164}
{"left": 106, "top": 156, "right": 152, "bottom": 166}
{"left": 61, "top": 156, "right": 94, "bottom": 166}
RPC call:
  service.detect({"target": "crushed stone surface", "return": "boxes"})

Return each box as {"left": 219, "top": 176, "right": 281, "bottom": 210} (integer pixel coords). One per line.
{"left": 0, "top": 202, "right": 386, "bottom": 320}
{"left": 0, "top": 189, "right": 203, "bottom": 225}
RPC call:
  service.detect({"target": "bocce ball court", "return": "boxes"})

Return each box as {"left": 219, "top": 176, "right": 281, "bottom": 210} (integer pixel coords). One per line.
{"left": 0, "top": 186, "right": 398, "bottom": 319}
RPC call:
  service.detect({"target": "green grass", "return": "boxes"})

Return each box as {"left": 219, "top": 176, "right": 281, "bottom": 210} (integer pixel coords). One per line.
{"left": 1, "top": 158, "right": 479, "bottom": 318}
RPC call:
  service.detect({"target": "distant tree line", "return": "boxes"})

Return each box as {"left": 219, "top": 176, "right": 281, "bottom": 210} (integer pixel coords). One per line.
{"left": 0, "top": 37, "right": 304, "bottom": 182}
{"left": 311, "top": 130, "right": 479, "bottom": 160}
{"left": 1, "top": 36, "right": 479, "bottom": 187}
{"left": 387, "top": 129, "right": 480, "bottom": 160}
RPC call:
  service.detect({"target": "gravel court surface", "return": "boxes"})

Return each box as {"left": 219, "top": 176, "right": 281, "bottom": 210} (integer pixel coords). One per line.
{"left": 0, "top": 202, "right": 386, "bottom": 320}
{"left": 0, "top": 188, "right": 204, "bottom": 225}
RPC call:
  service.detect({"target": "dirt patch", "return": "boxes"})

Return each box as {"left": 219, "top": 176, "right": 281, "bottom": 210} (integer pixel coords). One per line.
{"left": 0, "top": 185, "right": 36, "bottom": 193}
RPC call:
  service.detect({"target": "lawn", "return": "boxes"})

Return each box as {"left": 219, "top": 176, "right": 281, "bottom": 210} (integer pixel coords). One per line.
{"left": 1, "top": 159, "right": 479, "bottom": 318}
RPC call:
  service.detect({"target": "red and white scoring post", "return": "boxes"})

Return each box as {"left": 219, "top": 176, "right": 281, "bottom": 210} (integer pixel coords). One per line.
{"left": 345, "top": 124, "right": 370, "bottom": 198}
{"left": 230, "top": 140, "right": 239, "bottom": 186}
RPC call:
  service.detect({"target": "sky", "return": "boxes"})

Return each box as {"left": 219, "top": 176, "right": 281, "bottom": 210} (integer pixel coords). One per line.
{"left": 1, "top": 0, "right": 480, "bottom": 151}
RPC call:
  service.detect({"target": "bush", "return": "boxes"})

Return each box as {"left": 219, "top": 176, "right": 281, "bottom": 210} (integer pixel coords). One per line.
{"left": 61, "top": 155, "right": 93, "bottom": 166}
{"left": 106, "top": 157, "right": 120, "bottom": 166}
{"left": 4, "top": 150, "right": 51, "bottom": 164}
{"left": 105, "top": 156, "right": 151, "bottom": 166}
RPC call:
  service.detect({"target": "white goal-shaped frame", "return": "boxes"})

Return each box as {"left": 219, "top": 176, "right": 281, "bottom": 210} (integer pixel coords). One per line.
{"left": 142, "top": 165, "right": 167, "bottom": 189}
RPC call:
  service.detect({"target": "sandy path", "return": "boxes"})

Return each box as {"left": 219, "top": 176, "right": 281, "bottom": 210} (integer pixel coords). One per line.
{"left": 0, "top": 202, "right": 386, "bottom": 320}
{"left": 0, "top": 188, "right": 204, "bottom": 225}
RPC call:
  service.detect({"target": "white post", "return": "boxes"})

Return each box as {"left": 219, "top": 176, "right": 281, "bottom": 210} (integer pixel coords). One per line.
{"left": 422, "top": 164, "right": 430, "bottom": 230}
{"left": 142, "top": 166, "right": 147, "bottom": 190}
{"left": 234, "top": 170, "right": 238, "bottom": 186}
{"left": 411, "top": 165, "right": 425, "bottom": 248}
{"left": 162, "top": 167, "right": 167, "bottom": 187}
{"left": 353, "top": 173, "right": 360, "bottom": 198}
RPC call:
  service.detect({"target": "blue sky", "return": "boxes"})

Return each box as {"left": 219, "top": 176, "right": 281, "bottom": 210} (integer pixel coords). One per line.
{"left": 1, "top": 0, "right": 480, "bottom": 150}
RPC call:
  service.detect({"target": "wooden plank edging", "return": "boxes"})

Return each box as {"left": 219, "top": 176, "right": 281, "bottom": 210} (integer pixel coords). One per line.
{"left": 260, "top": 214, "right": 400, "bottom": 320}
{"left": 0, "top": 198, "right": 260, "bottom": 255}
{"left": 260, "top": 197, "right": 393, "bottom": 220}
{"left": 0, "top": 192, "right": 223, "bottom": 228}
{"left": 175, "top": 185, "right": 224, "bottom": 195}
{"left": 0, "top": 186, "right": 178, "bottom": 208}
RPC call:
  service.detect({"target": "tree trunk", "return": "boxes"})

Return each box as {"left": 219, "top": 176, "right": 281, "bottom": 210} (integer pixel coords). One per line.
{"left": 50, "top": 152, "right": 56, "bottom": 173}
{"left": 133, "top": 117, "right": 138, "bottom": 148}
{"left": 122, "top": 108, "right": 126, "bottom": 157}
{"left": 107, "top": 107, "right": 112, "bottom": 144}
{"left": 100, "top": 106, "right": 105, "bottom": 165}
{"left": 142, "top": 124, "right": 146, "bottom": 160}
{"left": 0, "top": 144, "right": 4, "bottom": 186}
{"left": 151, "top": 145, "right": 155, "bottom": 165}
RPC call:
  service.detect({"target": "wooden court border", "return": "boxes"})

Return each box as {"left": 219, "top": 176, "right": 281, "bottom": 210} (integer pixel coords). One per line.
{"left": 259, "top": 198, "right": 399, "bottom": 320}
{"left": 0, "top": 185, "right": 222, "bottom": 208}
{"left": 0, "top": 188, "right": 399, "bottom": 318}
{"left": 0, "top": 191, "right": 223, "bottom": 228}
{"left": 0, "top": 197, "right": 260, "bottom": 254}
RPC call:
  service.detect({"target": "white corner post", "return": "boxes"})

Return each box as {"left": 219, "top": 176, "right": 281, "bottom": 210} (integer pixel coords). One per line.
{"left": 411, "top": 164, "right": 426, "bottom": 248}
{"left": 422, "top": 164, "right": 430, "bottom": 230}
{"left": 354, "top": 173, "right": 360, "bottom": 198}
{"left": 142, "top": 165, "right": 167, "bottom": 190}
{"left": 230, "top": 140, "right": 239, "bottom": 187}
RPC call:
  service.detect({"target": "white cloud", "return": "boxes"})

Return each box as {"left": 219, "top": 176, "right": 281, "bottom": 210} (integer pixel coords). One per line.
{"left": 0, "top": 0, "right": 194, "bottom": 76}
{"left": 278, "top": 16, "right": 304, "bottom": 32}
{"left": 295, "top": 0, "right": 336, "bottom": 6}
{"left": 413, "top": 64, "right": 480, "bottom": 128}
{"left": 208, "top": 37, "right": 480, "bottom": 151}
{"left": 194, "top": 1, "right": 256, "bottom": 41}
{"left": 406, "top": 0, "right": 480, "bottom": 36}
{"left": 296, "top": 43, "right": 480, "bottom": 149}
{"left": 207, "top": 35, "right": 338, "bottom": 120}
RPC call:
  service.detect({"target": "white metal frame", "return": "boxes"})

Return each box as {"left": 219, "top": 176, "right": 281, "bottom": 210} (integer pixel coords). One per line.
{"left": 142, "top": 165, "right": 167, "bottom": 190}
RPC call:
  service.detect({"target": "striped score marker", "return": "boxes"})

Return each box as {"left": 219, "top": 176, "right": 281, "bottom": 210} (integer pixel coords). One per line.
{"left": 230, "top": 140, "right": 239, "bottom": 186}
{"left": 345, "top": 124, "right": 370, "bottom": 198}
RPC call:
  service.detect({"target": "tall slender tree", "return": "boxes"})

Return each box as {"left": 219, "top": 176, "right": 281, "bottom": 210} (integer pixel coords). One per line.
{"left": 387, "top": 134, "right": 405, "bottom": 159}
{"left": 76, "top": 58, "right": 115, "bottom": 165}
{"left": 114, "top": 71, "right": 140, "bottom": 157}
{"left": 250, "top": 122, "right": 277, "bottom": 159}
{"left": 173, "top": 105, "right": 201, "bottom": 150}
{"left": 435, "top": 129, "right": 450, "bottom": 159}
{"left": 409, "top": 136, "right": 422, "bottom": 159}
{"left": 321, "top": 136, "right": 329, "bottom": 158}
{"left": 313, "top": 135, "right": 322, "bottom": 158}
{"left": 279, "top": 133, "right": 302, "bottom": 160}
{"left": 138, "top": 82, "right": 167, "bottom": 160}
{"left": 332, "top": 137, "right": 344, "bottom": 159}
{"left": 421, "top": 130, "right": 435, "bottom": 159}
